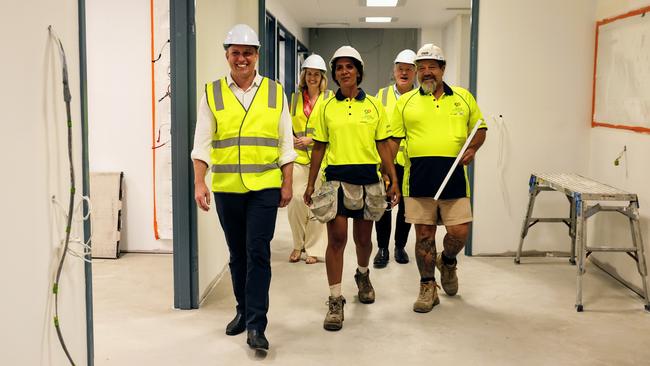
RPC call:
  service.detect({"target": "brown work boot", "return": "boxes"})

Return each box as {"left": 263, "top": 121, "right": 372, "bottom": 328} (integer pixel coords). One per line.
{"left": 354, "top": 269, "right": 376, "bottom": 304}
{"left": 436, "top": 253, "right": 459, "bottom": 296}
{"left": 324, "top": 296, "right": 346, "bottom": 331}
{"left": 413, "top": 280, "right": 440, "bottom": 313}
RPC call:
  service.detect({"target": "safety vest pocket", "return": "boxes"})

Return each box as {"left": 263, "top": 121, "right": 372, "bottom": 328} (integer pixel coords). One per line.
{"left": 341, "top": 182, "right": 364, "bottom": 210}
{"left": 363, "top": 181, "right": 386, "bottom": 221}
{"left": 310, "top": 180, "right": 340, "bottom": 223}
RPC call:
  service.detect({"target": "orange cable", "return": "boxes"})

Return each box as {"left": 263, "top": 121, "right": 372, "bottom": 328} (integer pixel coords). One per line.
{"left": 150, "top": 0, "right": 160, "bottom": 240}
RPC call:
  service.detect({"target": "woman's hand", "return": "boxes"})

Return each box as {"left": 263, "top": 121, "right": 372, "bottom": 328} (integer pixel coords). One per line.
{"left": 303, "top": 185, "right": 315, "bottom": 206}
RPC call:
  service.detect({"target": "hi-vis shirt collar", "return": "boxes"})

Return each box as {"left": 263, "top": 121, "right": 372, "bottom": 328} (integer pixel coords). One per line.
{"left": 226, "top": 72, "right": 263, "bottom": 92}
{"left": 335, "top": 88, "right": 367, "bottom": 101}
{"left": 418, "top": 82, "right": 454, "bottom": 96}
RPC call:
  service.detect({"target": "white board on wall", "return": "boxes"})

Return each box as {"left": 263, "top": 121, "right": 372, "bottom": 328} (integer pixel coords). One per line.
{"left": 592, "top": 6, "right": 650, "bottom": 134}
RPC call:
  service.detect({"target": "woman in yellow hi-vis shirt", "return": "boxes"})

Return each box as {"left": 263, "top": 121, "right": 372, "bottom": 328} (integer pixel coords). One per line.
{"left": 287, "top": 54, "right": 330, "bottom": 264}
{"left": 303, "top": 46, "right": 400, "bottom": 332}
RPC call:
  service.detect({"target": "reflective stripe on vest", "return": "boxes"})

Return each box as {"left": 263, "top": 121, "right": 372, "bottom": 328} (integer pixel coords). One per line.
{"left": 267, "top": 79, "right": 278, "bottom": 108}
{"left": 211, "top": 163, "right": 279, "bottom": 173}
{"left": 381, "top": 87, "right": 389, "bottom": 107}
{"left": 212, "top": 137, "right": 279, "bottom": 149}
{"left": 291, "top": 92, "right": 299, "bottom": 116}
{"left": 295, "top": 128, "right": 315, "bottom": 137}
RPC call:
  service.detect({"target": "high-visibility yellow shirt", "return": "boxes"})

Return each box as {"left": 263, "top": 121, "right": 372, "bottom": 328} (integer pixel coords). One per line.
{"left": 376, "top": 84, "right": 413, "bottom": 166}
{"left": 205, "top": 77, "right": 284, "bottom": 193}
{"left": 313, "top": 88, "right": 391, "bottom": 185}
{"left": 392, "top": 83, "right": 486, "bottom": 198}
{"left": 290, "top": 89, "right": 332, "bottom": 165}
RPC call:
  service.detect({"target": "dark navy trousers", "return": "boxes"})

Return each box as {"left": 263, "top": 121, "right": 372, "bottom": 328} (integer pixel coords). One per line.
{"left": 375, "top": 164, "right": 411, "bottom": 249}
{"left": 214, "top": 188, "right": 280, "bottom": 332}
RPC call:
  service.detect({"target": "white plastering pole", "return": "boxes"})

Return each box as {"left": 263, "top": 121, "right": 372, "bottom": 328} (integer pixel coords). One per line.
{"left": 434, "top": 119, "right": 484, "bottom": 200}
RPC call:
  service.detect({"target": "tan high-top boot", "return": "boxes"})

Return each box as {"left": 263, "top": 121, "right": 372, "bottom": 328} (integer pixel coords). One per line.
{"left": 324, "top": 296, "right": 346, "bottom": 331}
{"left": 413, "top": 280, "right": 440, "bottom": 313}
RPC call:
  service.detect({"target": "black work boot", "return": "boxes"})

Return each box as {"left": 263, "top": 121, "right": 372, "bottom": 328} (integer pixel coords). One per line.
{"left": 373, "top": 248, "right": 389, "bottom": 268}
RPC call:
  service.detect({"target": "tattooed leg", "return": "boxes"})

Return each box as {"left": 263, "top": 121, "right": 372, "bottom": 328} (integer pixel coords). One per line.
{"left": 414, "top": 224, "right": 437, "bottom": 280}
{"left": 443, "top": 223, "right": 470, "bottom": 258}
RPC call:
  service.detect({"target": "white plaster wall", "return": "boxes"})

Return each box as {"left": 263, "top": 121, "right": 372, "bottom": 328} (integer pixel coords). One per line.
{"left": 195, "top": 0, "right": 259, "bottom": 300}
{"left": 441, "top": 15, "right": 470, "bottom": 88}
{"left": 86, "top": 0, "right": 173, "bottom": 252}
{"left": 419, "top": 26, "right": 443, "bottom": 49}
{"left": 588, "top": 0, "right": 650, "bottom": 290}
{"left": 1, "top": 0, "right": 88, "bottom": 364}
{"left": 473, "top": 0, "right": 595, "bottom": 255}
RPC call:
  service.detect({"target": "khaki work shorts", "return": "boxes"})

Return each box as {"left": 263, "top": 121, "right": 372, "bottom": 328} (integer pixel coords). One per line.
{"left": 404, "top": 197, "right": 473, "bottom": 226}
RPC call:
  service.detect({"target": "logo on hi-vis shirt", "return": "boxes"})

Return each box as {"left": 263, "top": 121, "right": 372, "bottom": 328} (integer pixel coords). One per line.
{"left": 361, "top": 108, "right": 374, "bottom": 123}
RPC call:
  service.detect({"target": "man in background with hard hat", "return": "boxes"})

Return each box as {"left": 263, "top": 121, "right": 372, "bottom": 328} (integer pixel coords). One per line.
{"left": 372, "top": 49, "right": 417, "bottom": 269}
{"left": 391, "top": 43, "right": 487, "bottom": 313}
{"left": 191, "top": 24, "right": 296, "bottom": 351}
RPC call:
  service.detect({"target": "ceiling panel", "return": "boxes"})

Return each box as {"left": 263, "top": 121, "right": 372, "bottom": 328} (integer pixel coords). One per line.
{"left": 268, "top": 0, "right": 472, "bottom": 28}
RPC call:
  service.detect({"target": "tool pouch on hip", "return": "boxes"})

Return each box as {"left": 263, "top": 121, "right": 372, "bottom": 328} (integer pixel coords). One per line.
{"left": 310, "top": 180, "right": 340, "bottom": 223}
{"left": 341, "top": 182, "right": 364, "bottom": 210}
{"left": 363, "top": 181, "right": 386, "bottom": 221}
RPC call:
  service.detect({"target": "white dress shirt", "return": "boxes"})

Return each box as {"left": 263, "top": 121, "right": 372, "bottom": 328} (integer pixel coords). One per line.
{"left": 191, "top": 72, "right": 297, "bottom": 167}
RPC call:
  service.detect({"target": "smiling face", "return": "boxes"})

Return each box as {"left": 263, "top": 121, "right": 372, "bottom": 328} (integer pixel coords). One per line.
{"left": 304, "top": 68, "right": 323, "bottom": 89}
{"left": 334, "top": 57, "right": 359, "bottom": 89}
{"left": 394, "top": 62, "right": 416, "bottom": 91}
{"left": 417, "top": 59, "right": 445, "bottom": 94}
{"left": 225, "top": 44, "right": 258, "bottom": 80}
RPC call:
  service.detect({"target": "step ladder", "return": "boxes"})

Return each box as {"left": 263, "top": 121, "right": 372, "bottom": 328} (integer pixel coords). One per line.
{"left": 515, "top": 173, "right": 650, "bottom": 312}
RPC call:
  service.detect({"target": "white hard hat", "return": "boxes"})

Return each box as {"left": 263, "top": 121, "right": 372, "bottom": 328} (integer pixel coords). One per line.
{"left": 414, "top": 43, "right": 445, "bottom": 62}
{"left": 301, "top": 54, "right": 327, "bottom": 71}
{"left": 329, "top": 46, "right": 364, "bottom": 70}
{"left": 223, "top": 24, "right": 260, "bottom": 50}
{"left": 394, "top": 49, "right": 416, "bottom": 65}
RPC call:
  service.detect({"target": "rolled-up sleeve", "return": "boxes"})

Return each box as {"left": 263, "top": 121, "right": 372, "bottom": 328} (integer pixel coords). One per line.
{"left": 278, "top": 94, "right": 298, "bottom": 166}
{"left": 190, "top": 93, "right": 214, "bottom": 165}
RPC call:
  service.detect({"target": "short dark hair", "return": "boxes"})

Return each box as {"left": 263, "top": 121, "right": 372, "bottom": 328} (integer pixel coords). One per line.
{"left": 331, "top": 57, "right": 364, "bottom": 86}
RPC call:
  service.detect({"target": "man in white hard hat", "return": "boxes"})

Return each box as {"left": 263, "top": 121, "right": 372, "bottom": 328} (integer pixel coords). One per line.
{"left": 390, "top": 43, "right": 487, "bottom": 313}
{"left": 191, "top": 23, "right": 296, "bottom": 351}
{"left": 372, "top": 49, "right": 417, "bottom": 269}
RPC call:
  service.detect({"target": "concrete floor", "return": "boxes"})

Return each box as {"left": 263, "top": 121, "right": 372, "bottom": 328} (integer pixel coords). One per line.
{"left": 93, "top": 215, "right": 650, "bottom": 365}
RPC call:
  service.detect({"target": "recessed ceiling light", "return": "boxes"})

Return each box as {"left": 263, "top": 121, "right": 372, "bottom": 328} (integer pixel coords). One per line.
{"left": 366, "top": 0, "right": 399, "bottom": 7}
{"left": 363, "top": 16, "right": 394, "bottom": 23}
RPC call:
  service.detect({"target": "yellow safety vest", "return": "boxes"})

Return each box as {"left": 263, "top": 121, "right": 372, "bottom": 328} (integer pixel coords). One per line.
{"left": 290, "top": 89, "right": 332, "bottom": 165}
{"left": 205, "top": 77, "right": 284, "bottom": 193}
{"left": 376, "top": 85, "right": 409, "bottom": 166}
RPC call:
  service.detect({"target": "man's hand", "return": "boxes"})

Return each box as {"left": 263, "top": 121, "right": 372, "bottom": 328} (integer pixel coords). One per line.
{"left": 461, "top": 147, "right": 477, "bottom": 165}
{"left": 387, "top": 182, "right": 401, "bottom": 208}
{"left": 303, "top": 185, "right": 315, "bottom": 206}
{"left": 194, "top": 180, "right": 211, "bottom": 211}
{"left": 279, "top": 182, "right": 292, "bottom": 207}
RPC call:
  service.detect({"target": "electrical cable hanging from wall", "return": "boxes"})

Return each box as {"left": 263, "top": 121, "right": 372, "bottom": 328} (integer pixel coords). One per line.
{"left": 47, "top": 25, "right": 81, "bottom": 366}
{"left": 150, "top": 0, "right": 173, "bottom": 241}
{"left": 150, "top": 0, "right": 161, "bottom": 240}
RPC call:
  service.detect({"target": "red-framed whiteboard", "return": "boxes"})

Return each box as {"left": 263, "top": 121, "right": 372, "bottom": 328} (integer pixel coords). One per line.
{"left": 592, "top": 6, "right": 650, "bottom": 134}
